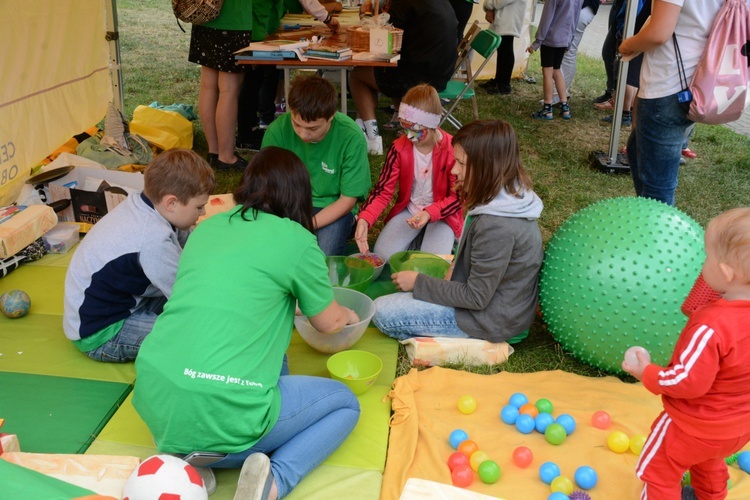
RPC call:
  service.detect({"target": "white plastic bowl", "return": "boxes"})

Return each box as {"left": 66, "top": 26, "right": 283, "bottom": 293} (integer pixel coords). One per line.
{"left": 295, "top": 288, "right": 376, "bottom": 353}
{"left": 348, "top": 252, "right": 386, "bottom": 280}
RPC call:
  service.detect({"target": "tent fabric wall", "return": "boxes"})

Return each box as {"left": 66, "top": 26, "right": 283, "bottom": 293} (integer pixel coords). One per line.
{"left": 0, "top": 0, "right": 114, "bottom": 207}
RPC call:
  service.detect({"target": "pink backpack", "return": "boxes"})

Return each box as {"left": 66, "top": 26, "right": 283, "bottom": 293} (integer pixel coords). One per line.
{"left": 688, "top": 0, "right": 750, "bottom": 124}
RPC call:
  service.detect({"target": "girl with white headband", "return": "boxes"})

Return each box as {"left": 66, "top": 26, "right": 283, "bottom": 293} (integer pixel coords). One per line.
{"left": 354, "top": 84, "right": 463, "bottom": 263}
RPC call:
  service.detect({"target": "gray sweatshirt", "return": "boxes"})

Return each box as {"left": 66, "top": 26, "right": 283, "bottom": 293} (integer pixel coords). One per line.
{"left": 532, "top": 0, "right": 583, "bottom": 50}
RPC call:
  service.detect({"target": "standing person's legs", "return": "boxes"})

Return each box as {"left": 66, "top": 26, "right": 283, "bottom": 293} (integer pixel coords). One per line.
{"left": 212, "top": 376, "right": 360, "bottom": 499}
{"left": 236, "top": 66, "right": 261, "bottom": 146}
{"left": 314, "top": 208, "right": 354, "bottom": 256}
{"left": 373, "top": 292, "right": 471, "bottom": 341}
{"left": 258, "top": 65, "right": 279, "bottom": 126}
{"left": 216, "top": 71, "right": 245, "bottom": 164}
{"left": 557, "top": 6, "right": 595, "bottom": 102}
{"left": 419, "top": 220, "right": 455, "bottom": 256}
{"left": 372, "top": 209, "right": 424, "bottom": 262}
{"left": 349, "top": 67, "right": 379, "bottom": 122}
{"left": 627, "top": 93, "right": 691, "bottom": 206}
{"left": 199, "top": 67, "right": 220, "bottom": 156}
{"left": 448, "top": 0, "right": 473, "bottom": 46}
{"left": 599, "top": 26, "right": 619, "bottom": 101}
{"left": 492, "top": 36, "right": 516, "bottom": 94}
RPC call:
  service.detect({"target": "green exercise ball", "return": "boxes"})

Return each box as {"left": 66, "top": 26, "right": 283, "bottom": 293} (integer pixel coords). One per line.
{"left": 539, "top": 197, "right": 705, "bottom": 374}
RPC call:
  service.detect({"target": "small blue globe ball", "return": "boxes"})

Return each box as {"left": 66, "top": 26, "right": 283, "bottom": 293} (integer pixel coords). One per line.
{"left": 574, "top": 465, "right": 598, "bottom": 490}
{"left": 540, "top": 461, "right": 561, "bottom": 484}
{"left": 0, "top": 289, "right": 31, "bottom": 319}
{"left": 509, "top": 392, "right": 528, "bottom": 408}
{"left": 535, "top": 412, "right": 555, "bottom": 433}
{"left": 737, "top": 451, "right": 750, "bottom": 473}
{"left": 515, "top": 414, "right": 536, "bottom": 434}
{"left": 556, "top": 414, "right": 577, "bottom": 435}
{"left": 500, "top": 405, "right": 519, "bottom": 425}
{"left": 449, "top": 429, "right": 469, "bottom": 449}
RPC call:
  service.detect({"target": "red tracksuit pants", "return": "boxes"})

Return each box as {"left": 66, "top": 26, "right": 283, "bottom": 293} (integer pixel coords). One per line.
{"left": 636, "top": 411, "right": 749, "bottom": 500}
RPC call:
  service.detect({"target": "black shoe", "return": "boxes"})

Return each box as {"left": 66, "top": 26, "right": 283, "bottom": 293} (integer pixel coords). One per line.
{"left": 236, "top": 128, "right": 265, "bottom": 151}
{"left": 479, "top": 78, "right": 497, "bottom": 89}
{"left": 206, "top": 153, "right": 218, "bottom": 168}
{"left": 594, "top": 90, "right": 613, "bottom": 104}
{"left": 215, "top": 153, "right": 248, "bottom": 171}
{"left": 485, "top": 84, "right": 512, "bottom": 95}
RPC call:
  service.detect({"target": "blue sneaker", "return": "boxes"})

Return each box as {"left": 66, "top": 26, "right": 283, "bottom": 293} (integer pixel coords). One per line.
{"left": 601, "top": 113, "right": 632, "bottom": 127}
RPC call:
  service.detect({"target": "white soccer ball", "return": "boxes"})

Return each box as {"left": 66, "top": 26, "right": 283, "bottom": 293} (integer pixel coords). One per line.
{"left": 122, "top": 454, "right": 208, "bottom": 500}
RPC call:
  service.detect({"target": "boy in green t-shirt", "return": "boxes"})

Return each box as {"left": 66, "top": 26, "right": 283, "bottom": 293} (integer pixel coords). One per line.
{"left": 262, "top": 75, "right": 371, "bottom": 255}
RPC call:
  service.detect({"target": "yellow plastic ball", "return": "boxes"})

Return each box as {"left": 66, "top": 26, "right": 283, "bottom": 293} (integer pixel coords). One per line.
{"left": 457, "top": 395, "right": 477, "bottom": 414}
{"left": 550, "top": 475, "right": 574, "bottom": 495}
{"left": 607, "top": 431, "right": 631, "bottom": 453}
{"left": 630, "top": 434, "right": 647, "bottom": 455}
{"left": 470, "top": 450, "right": 490, "bottom": 472}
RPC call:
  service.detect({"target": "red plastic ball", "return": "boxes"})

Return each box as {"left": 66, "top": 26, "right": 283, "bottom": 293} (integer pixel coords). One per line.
{"left": 512, "top": 446, "right": 534, "bottom": 468}
{"left": 591, "top": 410, "right": 611, "bottom": 430}
{"left": 447, "top": 452, "right": 470, "bottom": 471}
{"left": 452, "top": 464, "right": 474, "bottom": 488}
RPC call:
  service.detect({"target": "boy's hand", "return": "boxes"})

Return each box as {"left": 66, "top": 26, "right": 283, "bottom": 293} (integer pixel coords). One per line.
{"left": 392, "top": 271, "right": 418, "bottom": 292}
{"left": 621, "top": 348, "right": 651, "bottom": 381}
{"left": 526, "top": 45, "right": 535, "bottom": 54}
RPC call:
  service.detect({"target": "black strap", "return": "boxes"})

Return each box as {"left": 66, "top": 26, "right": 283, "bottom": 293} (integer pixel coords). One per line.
{"left": 672, "top": 33, "right": 689, "bottom": 91}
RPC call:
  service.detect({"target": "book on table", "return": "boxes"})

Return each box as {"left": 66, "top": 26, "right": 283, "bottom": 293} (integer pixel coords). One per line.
{"left": 235, "top": 39, "right": 310, "bottom": 61}
{"left": 304, "top": 48, "right": 354, "bottom": 61}
{"left": 351, "top": 52, "right": 401, "bottom": 63}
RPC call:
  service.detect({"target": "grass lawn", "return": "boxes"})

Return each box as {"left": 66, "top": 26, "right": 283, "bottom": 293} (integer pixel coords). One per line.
{"left": 117, "top": 0, "right": 750, "bottom": 380}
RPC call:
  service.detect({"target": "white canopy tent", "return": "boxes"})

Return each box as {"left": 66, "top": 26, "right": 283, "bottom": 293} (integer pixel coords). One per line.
{"left": 0, "top": 0, "right": 123, "bottom": 206}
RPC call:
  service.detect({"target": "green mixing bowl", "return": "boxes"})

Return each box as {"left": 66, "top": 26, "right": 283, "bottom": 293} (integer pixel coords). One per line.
{"left": 326, "top": 350, "right": 383, "bottom": 395}
{"left": 389, "top": 251, "right": 451, "bottom": 279}
{"left": 326, "top": 256, "right": 375, "bottom": 292}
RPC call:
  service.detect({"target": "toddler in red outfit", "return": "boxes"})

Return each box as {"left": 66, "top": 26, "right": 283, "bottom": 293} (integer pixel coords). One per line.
{"left": 623, "top": 207, "right": 750, "bottom": 500}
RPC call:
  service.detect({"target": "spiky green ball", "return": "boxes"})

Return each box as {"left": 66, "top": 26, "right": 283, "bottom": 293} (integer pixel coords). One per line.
{"left": 539, "top": 197, "right": 705, "bottom": 374}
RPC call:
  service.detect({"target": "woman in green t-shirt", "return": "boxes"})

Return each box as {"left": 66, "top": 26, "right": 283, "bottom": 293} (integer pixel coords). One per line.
{"left": 133, "top": 147, "right": 361, "bottom": 499}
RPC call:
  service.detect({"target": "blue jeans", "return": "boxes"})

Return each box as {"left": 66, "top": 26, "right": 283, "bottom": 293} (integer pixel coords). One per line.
{"left": 86, "top": 296, "right": 166, "bottom": 362}
{"left": 314, "top": 207, "right": 354, "bottom": 256}
{"left": 372, "top": 292, "right": 471, "bottom": 341}
{"left": 211, "top": 376, "right": 360, "bottom": 498}
{"left": 627, "top": 92, "right": 693, "bottom": 206}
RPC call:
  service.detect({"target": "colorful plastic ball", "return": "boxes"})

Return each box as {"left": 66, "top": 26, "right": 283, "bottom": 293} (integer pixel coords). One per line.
{"left": 539, "top": 197, "right": 705, "bottom": 374}
{"left": 539, "top": 462, "right": 561, "bottom": 484}
{"left": 515, "top": 414, "right": 536, "bottom": 434}
{"left": 607, "top": 431, "right": 630, "bottom": 453}
{"left": 469, "top": 450, "right": 490, "bottom": 472}
{"left": 574, "top": 466, "right": 598, "bottom": 490}
{"left": 591, "top": 411, "right": 611, "bottom": 430}
{"left": 556, "top": 414, "right": 577, "bottom": 435}
{"left": 545, "top": 423, "right": 567, "bottom": 445}
{"left": 457, "top": 395, "right": 477, "bottom": 414}
{"left": 457, "top": 440, "right": 479, "bottom": 457}
{"left": 449, "top": 429, "right": 469, "bottom": 449}
{"left": 624, "top": 346, "right": 651, "bottom": 367}
{"left": 509, "top": 392, "right": 528, "bottom": 408}
{"left": 536, "top": 398, "right": 554, "bottom": 414}
{"left": 551, "top": 475, "right": 574, "bottom": 495}
{"left": 0, "top": 289, "right": 31, "bottom": 319}
{"left": 519, "top": 403, "right": 540, "bottom": 418}
{"left": 512, "top": 446, "right": 534, "bottom": 468}
{"left": 737, "top": 451, "right": 750, "bottom": 473}
{"left": 535, "top": 412, "right": 555, "bottom": 433}
{"left": 478, "top": 460, "right": 501, "bottom": 484}
{"left": 451, "top": 464, "right": 474, "bottom": 488}
{"left": 630, "top": 434, "right": 647, "bottom": 455}
{"left": 447, "top": 452, "right": 470, "bottom": 472}
{"left": 500, "top": 405, "right": 520, "bottom": 425}
{"left": 548, "top": 493, "right": 569, "bottom": 500}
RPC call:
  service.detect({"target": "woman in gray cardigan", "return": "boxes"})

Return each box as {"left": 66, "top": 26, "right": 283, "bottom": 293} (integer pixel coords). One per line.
{"left": 373, "top": 120, "right": 543, "bottom": 343}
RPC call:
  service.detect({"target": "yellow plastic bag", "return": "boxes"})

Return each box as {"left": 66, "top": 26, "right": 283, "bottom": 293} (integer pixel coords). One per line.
{"left": 130, "top": 105, "right": 193, "bottom": 150}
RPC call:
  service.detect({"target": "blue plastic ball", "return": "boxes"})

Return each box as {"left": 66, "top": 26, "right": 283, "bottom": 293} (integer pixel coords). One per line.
{"left": 449, "top": 429, "right": 469, "bottom": 449}
{"left": 548, "top": 493, "right": 569, "bottom": 500}
{"left": 515, "top": 414, "right": 536, "bottom": 434}
{"left": 500, "top": 405, "right": 520, "bottom": 425}
{"left": 535, "top": 412, "right": 555, "bottom": 433}
{"left": 540, "top": 461, "right": 561, "bottom": 484}
{"left": 738, "top": 451, "right": 750, "bottom": 473}
{"left": 539, "top": 197, "right": 705, "bottom": 374}
{"left": 509, "top": 392, "right": 528, "bottom": 408}
{"left": 574, "top": 465, "right": 598, "bottom": 490}
{"left": 556, "top": 414, "right": 577, "bottom": 435}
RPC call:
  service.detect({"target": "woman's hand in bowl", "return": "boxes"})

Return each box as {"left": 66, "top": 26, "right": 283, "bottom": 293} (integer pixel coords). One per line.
{"left": 392, "top": 270, "right": 418, "bottom": 292}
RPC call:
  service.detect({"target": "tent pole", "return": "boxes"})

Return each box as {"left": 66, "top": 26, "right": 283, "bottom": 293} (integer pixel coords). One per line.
{"left": 105, "top": 0, "right": 125, "bottom": 112}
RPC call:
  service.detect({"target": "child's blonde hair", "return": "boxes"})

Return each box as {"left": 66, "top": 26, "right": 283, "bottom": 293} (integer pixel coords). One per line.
{"left": 451, "top": 120, "right": 532, "bottom": 211}
{"left": 706, "top": 207, "right": 750, "bottom": 283}
{"left": 144, "top": 149, "right": 216, "bottom": 204}
{"left": 401, "top": 84, "right": 443, "bottom": 143}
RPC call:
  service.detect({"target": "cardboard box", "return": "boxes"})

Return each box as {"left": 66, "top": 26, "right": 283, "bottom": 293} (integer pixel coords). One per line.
{"left": 0, "top": 204, "right": 58, "bottom": 259}
{"left": 48, "top": 167, "right": 144, "bottom": 225}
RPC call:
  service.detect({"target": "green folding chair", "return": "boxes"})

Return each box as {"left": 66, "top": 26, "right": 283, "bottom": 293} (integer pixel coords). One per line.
{"left": 438, "top": 29, "right": 502, "bottom": 130}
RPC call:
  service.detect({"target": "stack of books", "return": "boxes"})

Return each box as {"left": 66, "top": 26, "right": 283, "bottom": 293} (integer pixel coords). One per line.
{"left": 304, "top": 45, "right": 353, "bottom": 61}
{"left": 351, "top": 52, "right": 401, "bottom": 63}
{"left": 234, "top": 39, "right": 310, "bottom": 62}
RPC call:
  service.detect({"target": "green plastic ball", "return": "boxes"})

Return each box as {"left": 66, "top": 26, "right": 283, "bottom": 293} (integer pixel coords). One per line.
{"left": 478, "top": 460, "right": 501, "bottom": 484}
{"left": 535, "top": 398, "right": 553, "bottom": 414}
{"left": 545, "top": 423, "right": 567, "bottom": 445}
{"left": 539, "top": 197, "right": 705, "bottom": 374}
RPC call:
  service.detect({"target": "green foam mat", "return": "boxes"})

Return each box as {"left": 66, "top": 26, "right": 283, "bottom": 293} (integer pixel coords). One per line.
{"left": 0, "top": 264, "right": 67, "bottom": 316}
{"left": 0, "top": 313, "right": 135, "bottom": 384}
{"left": 0, "top": 461, "right": 96, "bottom": 499}
{"left": 0, "top": 372, "right": 131, "bottom": 454}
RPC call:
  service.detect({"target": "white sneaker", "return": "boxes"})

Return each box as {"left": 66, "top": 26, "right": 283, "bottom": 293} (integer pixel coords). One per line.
{"left": 366, "top": 135, "right": 383, "bottom": 155}
{"left": 234, "top": 453, "right": 274, "bottom": 500}
{"left": 196, "top": 467, "right": 217, "bottom": 496}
